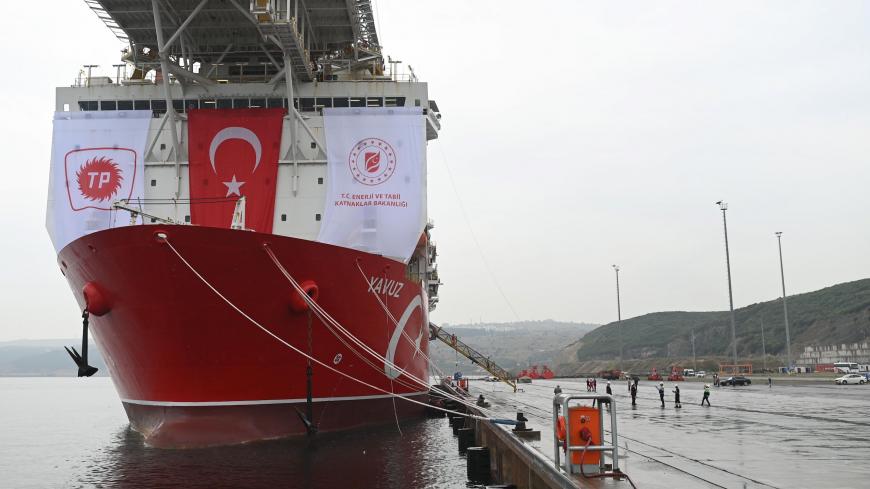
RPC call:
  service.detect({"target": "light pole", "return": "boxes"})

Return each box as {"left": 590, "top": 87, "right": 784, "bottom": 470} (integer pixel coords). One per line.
{"left": 613, "top": 264, "right": 622, "bottom": 370}
{"left": 716, "top": 201, "right": 739, "bottom": 369}
{"left": 760, "top": 318, "right": 767, "bottom": 372}
{"left": 691, "top": 329, "right": 697, "bottom": 372}
{"left": 776, "top": 232, "right": 792, "bottom": 371}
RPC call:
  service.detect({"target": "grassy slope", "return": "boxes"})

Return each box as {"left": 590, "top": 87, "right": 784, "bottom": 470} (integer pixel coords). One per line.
{"left": 570, "top": 278, "right": 870, "bottom": 362}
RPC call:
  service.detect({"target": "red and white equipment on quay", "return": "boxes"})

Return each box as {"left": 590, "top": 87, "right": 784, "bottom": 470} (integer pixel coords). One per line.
{"left": 47, "top": 0, "right": 444, "bottom": 448}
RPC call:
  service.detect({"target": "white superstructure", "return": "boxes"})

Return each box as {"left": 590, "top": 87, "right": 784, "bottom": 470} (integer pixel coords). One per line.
{"left": 60, "top": 0, "right": 442, "bottom": 305}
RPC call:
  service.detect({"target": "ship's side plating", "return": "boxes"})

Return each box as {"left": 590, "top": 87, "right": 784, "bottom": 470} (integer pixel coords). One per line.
{"left": 52, "top": 0, "right": 443, "bottom": 446}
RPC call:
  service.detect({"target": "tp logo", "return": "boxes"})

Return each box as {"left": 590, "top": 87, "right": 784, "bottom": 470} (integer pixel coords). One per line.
{"left": 349, "top": 138, "right": 397, "bottom": 186}
{"left": 65, "top": 147, "right": 137, "bottom": 211}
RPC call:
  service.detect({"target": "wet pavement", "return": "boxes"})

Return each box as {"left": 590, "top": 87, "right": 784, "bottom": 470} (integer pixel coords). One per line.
{"left": 470, "top": 377, "right": 870, "bottom": 489}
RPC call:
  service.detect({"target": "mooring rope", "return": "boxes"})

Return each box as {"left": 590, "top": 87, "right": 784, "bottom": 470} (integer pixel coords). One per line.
{"left": 263, "top": 246, "right": 499, "bottom": 417}
{"left": 163, "top": 237, "right": 496, "bottom": 422}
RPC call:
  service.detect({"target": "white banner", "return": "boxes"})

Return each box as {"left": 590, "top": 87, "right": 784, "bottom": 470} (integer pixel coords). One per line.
{"left": 318, "top": 108, "right": 426, "bottom": 262}
{"left": 46, "top": 111, "right": 152, "bottom": 253}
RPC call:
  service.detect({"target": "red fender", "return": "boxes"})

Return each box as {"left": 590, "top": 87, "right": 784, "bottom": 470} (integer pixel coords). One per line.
{"left": 82, "top": 281, "right": 111, "bottom": 316}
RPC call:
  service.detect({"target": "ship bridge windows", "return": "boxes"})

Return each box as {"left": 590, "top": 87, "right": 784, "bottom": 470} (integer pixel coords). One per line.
{"left": 385, "top": 97, "right": 405, "bottom": 107}
{"left": 299, "top": 98, "right": 315, "bottom": 112}
{"left": 151, "top": 99, "right": 167, "bottom": 116}
{"left": 73, "top": 96, "right": 407, "bottom": 115}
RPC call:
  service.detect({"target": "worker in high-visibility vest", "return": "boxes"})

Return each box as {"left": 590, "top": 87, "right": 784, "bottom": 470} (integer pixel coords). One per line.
{"left": 701, "top": 384, "right": 711, "bottom": 406}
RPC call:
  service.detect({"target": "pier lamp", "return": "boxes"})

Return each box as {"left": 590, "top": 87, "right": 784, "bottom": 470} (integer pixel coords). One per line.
{"left": 716, "top": 201, "right": 738, "bottom": 368}
{"left": 775, "top": 232, "right": 792, "bottom": 371}
{"left": 613, "top": 264, "right": 622, "bottom": 369}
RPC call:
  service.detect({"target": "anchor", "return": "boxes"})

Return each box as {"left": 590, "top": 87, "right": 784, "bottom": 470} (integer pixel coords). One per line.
{"left": 65, "top": 310, "right": 98, "bottom": 377}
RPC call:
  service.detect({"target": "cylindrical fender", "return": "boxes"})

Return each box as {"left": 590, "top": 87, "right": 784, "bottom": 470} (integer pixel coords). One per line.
{"left": 82, "top": 281, "right": 110, "bottom": 316}
{"left": 289, "top": 280, "right": 319, "bottom": 313}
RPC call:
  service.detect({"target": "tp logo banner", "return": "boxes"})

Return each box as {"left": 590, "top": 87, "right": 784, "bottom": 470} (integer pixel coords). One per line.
{"left": 65, "top": 147, "right": 137, "bottom": 211}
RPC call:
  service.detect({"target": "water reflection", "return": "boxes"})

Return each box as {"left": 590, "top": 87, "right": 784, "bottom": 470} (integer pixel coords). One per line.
{"left": 75, "top": 418, "right": 469, "bottom": 489}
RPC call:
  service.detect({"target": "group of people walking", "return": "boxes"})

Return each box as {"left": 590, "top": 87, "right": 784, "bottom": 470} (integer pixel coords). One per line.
{"left": 585, "top": 378, "right": 598, "bottom": 391}
{"left": 560, "top": 379, "right": 715, "bottom": 409}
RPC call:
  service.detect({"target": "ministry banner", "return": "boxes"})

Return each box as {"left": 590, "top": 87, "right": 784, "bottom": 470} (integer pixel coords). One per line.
{"left": 318, "top": 107, "right": 426, "bottom": 262}
{"left": 188, "top": 108, "right": 283, "bottom": 233}
{"left": 46, "top": 110, "right": 151, "bottom": 253}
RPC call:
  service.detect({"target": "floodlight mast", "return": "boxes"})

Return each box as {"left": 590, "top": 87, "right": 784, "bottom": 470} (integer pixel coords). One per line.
{"left": 613, "top": 264, "right": 622, "bottom": 370}
{"left": 776, "top": 232, "right": 792, "bottom": 371}
{"left": 717, "top": 201, "right": 738, "bottom": 368}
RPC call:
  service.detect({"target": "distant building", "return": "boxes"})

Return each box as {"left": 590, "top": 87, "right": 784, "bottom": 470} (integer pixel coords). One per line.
{"left": 798, "top": 342, "right": 870, "bottom": 370}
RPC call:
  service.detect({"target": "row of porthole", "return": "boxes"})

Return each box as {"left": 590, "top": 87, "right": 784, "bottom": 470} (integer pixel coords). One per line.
{"left": 76, "top": 96, "right": 410, "bottom": 113}
{"left": 149, "top": 177, "right": 325, "bottom": 186}
{"left": 145, "top": 213, "right": 322, "bottom": 224}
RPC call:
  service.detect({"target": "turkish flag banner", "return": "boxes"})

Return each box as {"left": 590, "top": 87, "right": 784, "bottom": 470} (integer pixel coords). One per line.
{"left": 188, "top": 108, "right": 283, "bottom": 233}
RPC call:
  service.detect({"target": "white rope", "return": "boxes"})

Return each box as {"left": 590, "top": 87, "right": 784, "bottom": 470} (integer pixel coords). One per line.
{"left": 264, "top": 246, "right": 498, "bottom": 417}
{"left": 352, "top": 260, "right": 499, "bottom": 414}
{"left": 354, "top": 260, "right": 449, "bottom": 380}
{"left": 163, "top": 237, "right": 490, "bottom": 422}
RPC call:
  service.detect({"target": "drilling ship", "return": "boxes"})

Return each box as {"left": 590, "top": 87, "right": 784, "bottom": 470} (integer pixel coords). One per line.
{"left": 46, "top": 0, "right": 441, "bottom": 448}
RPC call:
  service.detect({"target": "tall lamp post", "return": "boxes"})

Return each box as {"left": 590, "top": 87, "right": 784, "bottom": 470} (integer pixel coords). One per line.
{"left": 716, "top": 201, "right": 739, "bottom": 369}
{"left": 775, "top": 232, "right": 792, "bottom": 371}
{"left": 760, "top": 317, "right": 767, "bottom": 372}
{"left": 613, "top": 264, "right": 622, "bottom": 370}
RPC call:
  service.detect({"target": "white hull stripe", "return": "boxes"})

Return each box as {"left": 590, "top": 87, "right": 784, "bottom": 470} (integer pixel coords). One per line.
{"left": 120, "top": 390, "right": 429, "bottom": 407}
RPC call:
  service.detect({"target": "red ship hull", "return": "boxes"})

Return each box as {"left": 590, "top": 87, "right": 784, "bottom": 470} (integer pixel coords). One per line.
{"left": 57, "top": 225, "right": 430, "bottom": 448}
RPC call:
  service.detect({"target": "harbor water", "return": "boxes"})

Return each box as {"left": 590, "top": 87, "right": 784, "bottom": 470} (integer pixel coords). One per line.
{"left": 6, "top": 376, "right": 870, "bottom": 488}
{"left": 0, "top": 377, "right": 468, "bottom": 489}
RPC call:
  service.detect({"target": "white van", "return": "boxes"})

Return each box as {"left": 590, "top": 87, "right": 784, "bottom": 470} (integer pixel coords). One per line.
{"left": 683, "top": 369, "right": 695, "bottom": 377}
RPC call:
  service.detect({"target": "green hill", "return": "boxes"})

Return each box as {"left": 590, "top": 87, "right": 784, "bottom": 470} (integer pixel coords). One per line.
{"left": 567, "top": 279, "right": 870, "bottom": 362}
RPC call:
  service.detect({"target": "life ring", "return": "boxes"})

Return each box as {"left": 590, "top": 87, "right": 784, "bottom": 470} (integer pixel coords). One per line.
{"left": 289, "top": 280, "right": 319, "bottom": 312}
{"left": 82, "top": 281, "right": 110, "bottom": 316}
{"left": 557, "top": 415, "right": 566, "bottom": 441}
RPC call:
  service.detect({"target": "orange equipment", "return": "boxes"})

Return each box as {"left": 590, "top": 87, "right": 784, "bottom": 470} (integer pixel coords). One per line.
{"left": 563, "top": 406, "right": 601, "bottom": 467}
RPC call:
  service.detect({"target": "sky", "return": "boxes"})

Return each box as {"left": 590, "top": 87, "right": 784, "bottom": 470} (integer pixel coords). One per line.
{"left": 1, "top": 1, "right": 869, "bottom": 340}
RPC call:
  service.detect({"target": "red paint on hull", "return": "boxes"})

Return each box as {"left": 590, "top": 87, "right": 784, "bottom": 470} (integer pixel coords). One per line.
{"left": 122, "top": 396, "right": 427, "bottom": 448}
{"left": 57, "top": 225, "right": 430, "bottom": 447}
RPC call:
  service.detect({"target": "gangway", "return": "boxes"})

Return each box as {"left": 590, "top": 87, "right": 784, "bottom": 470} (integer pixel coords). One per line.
{"left": 429, "top": 323, "right": 517, "bottom": 392}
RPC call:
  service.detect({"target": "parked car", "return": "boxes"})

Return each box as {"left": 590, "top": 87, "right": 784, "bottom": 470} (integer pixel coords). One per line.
{"left": 720, "top": 376, "right": 751, "bottom": 386}
{"left": 695, "top": 371, "right": 707, "bottom": 377}
{"left": 835, "top": 374, "right": 866, "bottom": 385}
